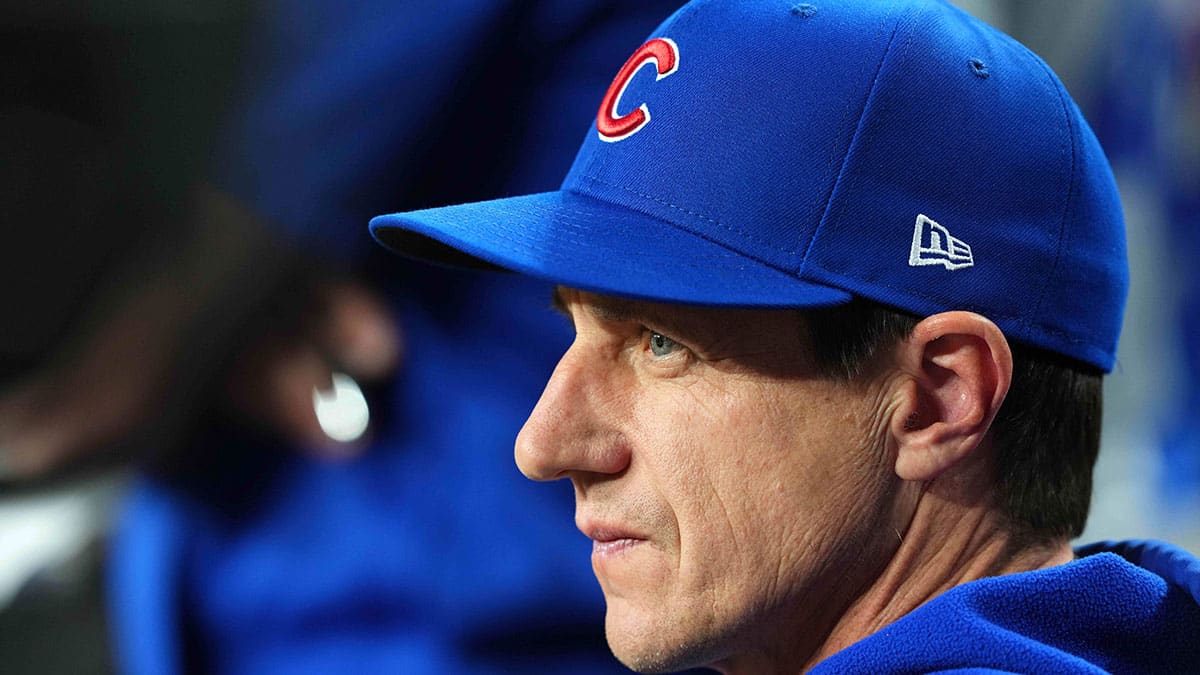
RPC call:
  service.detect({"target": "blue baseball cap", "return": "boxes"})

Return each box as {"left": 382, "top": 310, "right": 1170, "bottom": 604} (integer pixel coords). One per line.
{"left": 370, "top": 0, "right": 1128, "bottom": 372}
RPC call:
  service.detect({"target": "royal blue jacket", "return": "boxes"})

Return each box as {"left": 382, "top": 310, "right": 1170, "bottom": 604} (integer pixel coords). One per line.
{"left": 813, "top": 540, "right": 1200, "bottom": 673}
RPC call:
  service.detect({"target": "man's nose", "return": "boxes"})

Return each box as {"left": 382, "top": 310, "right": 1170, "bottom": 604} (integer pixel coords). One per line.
{"left": 515, "top": 345, "right": 631, "bottom": 482}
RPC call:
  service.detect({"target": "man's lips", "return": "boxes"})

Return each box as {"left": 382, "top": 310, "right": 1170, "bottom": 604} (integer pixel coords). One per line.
{"left": 579, "top": 521, "right": 649, "bottom": 557}
{"left": 593, "top": 538, "right": 641, "bottom": 556}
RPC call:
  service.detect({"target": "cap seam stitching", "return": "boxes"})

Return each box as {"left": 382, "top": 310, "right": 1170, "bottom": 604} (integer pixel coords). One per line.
{"left": 563, "top": 180, "right": 822, "bottom": 279}
{"left": 798, "top": 1, "right": 910, "bottom": 275}
{"left": 574, "top": 173, "right": 802, "bottom": 256}
{"left": 1025, "top": 53, "right": 1078, "bottom": 337}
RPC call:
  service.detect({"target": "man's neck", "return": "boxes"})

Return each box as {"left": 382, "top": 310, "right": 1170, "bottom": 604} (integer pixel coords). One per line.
{"left": 801, "top": 477, "right": 1073, "bottom": 671}
{"left": 708, "top": 451, "right": 1073, "bottom": 675}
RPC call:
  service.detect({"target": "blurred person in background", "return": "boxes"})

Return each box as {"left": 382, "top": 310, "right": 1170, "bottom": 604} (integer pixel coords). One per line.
{"left": 3, "top": 0, "right": 684, "bottom": 673}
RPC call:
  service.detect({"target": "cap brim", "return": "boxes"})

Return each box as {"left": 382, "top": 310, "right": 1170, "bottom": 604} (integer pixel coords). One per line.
{"left": 369, "top": 190, "right": 851, "bottom": 308}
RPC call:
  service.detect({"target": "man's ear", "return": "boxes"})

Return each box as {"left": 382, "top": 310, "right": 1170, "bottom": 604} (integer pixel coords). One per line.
{"left": 889, "top": 311, "right": 1013, "bottom": 482}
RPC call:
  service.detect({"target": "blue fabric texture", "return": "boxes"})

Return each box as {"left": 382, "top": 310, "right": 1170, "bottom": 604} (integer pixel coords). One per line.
{"left": 108, "top": 1, "right": 683, "bottom": 673}
{"left": 810, "top": 540, "right": 1200, "bottom": 674}
{"left": 371, "top": 0, "right": 1129, "bottom": 372}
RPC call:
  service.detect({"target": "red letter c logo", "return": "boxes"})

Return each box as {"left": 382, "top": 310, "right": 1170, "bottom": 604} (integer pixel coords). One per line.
{"left": 597, "top": 37, "right": 679, "bottom": 143}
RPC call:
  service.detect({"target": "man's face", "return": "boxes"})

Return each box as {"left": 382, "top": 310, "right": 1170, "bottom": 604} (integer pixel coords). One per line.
{"left": 516, "top": 289, "right": 908, "bottom": 672}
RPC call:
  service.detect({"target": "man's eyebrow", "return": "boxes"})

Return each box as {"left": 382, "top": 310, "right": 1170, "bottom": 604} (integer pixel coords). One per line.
{"left": 589, "top": 297, "right": 645, "bottom": 324}
{"left": 552, "top": 286, "right": 673, "bottom": 327}
{"left": 550, "top": 287, "right": 572, "bottom": 319}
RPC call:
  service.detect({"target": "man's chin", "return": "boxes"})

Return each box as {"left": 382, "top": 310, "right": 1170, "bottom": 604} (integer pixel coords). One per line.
{"left": 604, "top": 601, "right": 725, "bottom": 674}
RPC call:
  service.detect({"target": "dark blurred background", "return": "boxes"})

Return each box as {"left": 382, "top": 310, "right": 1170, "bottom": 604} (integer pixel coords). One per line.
{"left": 3, "top": 4, "right": 252, "bottom": 672}
{"left": 1, "top": 1, "right": 1197, "bottom": 673}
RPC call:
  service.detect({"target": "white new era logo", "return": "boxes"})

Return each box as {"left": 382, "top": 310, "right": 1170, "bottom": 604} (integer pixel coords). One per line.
{"left": 908, "top": 214, "right": 974, "bottom": 270}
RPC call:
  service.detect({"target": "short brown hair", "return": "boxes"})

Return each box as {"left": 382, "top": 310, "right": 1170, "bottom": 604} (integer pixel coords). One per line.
{"left": 806, "top": 300, "right": 1102, "bottom": 539}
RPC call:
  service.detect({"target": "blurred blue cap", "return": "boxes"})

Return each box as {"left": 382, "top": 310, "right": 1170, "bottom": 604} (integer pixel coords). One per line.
{"left": 371, "top": 0, "right": 1128, "bottom": 372}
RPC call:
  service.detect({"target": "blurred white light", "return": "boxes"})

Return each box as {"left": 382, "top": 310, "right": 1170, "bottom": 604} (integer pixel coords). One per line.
{"left": 313, "top": 372, "right": 370, "bottom": 443}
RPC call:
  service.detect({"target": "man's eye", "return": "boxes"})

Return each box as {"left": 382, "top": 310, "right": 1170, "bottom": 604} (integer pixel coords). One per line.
{"left": 648, "top": 331, "right": 680, "bottom": 357}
